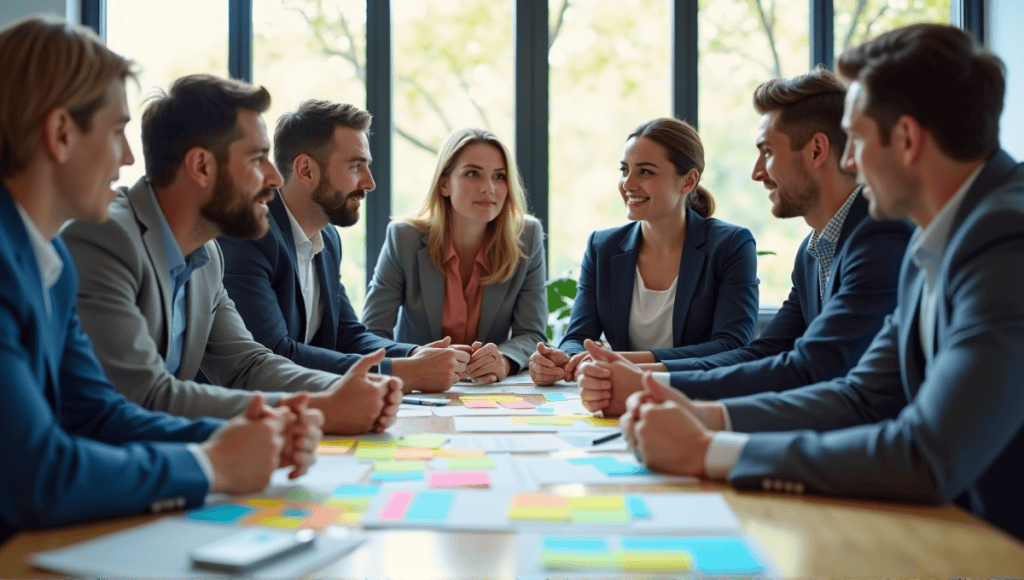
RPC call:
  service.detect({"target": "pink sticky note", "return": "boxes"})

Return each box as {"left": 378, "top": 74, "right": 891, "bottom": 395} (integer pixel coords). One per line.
{"left": 499, "top": 401, "right": 534, "bottom": 409}
{"left": 428, "top": 471, "right": 491, "bottom": 488}
{"left": 464, "top": 400, "right": 500, "bottom": 409}
{"left": 379, "top": 491, "right": 415, "bottom": 521}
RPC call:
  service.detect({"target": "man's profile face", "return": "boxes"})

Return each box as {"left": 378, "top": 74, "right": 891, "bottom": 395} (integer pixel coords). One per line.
{"left": 200, "top": 109, "right": 282, "bottom": 239}
{"left": 752, "top": 111, "right": 820, "bottom": 219}
{"left": 309, "top": 126, "right": 375, "bottom": 228}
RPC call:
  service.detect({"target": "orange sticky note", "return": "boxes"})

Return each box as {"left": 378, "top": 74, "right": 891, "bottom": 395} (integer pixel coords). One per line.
{"left": 395, "top": 447, "right": 434, "bottom": 460}
{"left": 434, "top": 448, "right": 487, "bottom": 458}
{"left": 512, "top": 493, "right": 569, "bottom": 508}
{"left": 464, "top": 400, "right": 500, "bottom": 409}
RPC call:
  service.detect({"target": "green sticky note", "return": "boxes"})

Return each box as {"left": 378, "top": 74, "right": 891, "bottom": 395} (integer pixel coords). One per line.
{"left": 374, "top": 460, "right": 427, "bottom": 472}
{"left": 448, "top": 457, "right": 496, "bottom": 470}
{"left": 399, "top": 433, "right": 451, "bottom": 448}
{"left": 569, "top": 509, "right": 631, "bottom": 524}
{"left": 355, "top": 448, "right": 395, "bottom": 460}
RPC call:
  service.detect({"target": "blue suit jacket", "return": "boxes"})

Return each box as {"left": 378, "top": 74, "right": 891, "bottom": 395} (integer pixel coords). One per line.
{"left": 218, "top": 194, "right": 416, "bottom": 376}
{"left": 664, "top": 192, "right": 913, "bottom": 398}
{"left": 0, "top": 185, "right": 218, "bottom": 544}
{"left": 724, "top": 151, "right": 1024, "bottom": 540}
{"left": 559, "top": 209, "right": 759, "bottom": 360}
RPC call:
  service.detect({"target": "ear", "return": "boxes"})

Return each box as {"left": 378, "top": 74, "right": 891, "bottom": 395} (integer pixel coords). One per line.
{"left": 292, "top": 154, "right": 319, "bottom": 188}
{"left": 181, "top": 146, "right": 217, "bottom": 189}
{"left": 894, "top": 115, "right": 925, "bottom": 166}
{"left": 807, "top": 132, "right": 831, "bottom": 170}
{"left": 40, "top": 107, "right": 77, "bottom": 164}
{"left": 679, "top": 167, "right": 700, "bottom": 195}
{"left": 440, "top": 175, "right": 451, "bottom": 198}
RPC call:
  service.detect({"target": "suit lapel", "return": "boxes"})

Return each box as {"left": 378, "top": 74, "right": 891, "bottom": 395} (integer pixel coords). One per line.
{"left": 479, "top": 280, "right": 509, "bottom": 342}
{"left": 673, "top": 208, "right": 707, "bottom": 342}
{"left": 270, "top": 195, "right": 310, "bottom": 340}
{"left": 418, "top": 239, "right": 444, "bottom": 339}
{"left": 314, "top": 225, "right": 341, "bottom": 348}
{"left": 611, "top": 225, "right": 642, "bottom": 342}
{"left": 126, "top": 178, "right": 176, "bottom": 354}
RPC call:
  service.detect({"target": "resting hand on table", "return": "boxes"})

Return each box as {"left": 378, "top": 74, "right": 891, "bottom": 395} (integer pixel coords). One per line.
{"left": 528, "top": 343, "right": 570, "bottom": 385}
{"left": 393, "top": 336, "right": 469, "bottom": 393}
{"left": 307, "top": 349, "right": 403, "bottom": 434}
{"left": 576, "top": 339, "right": 646, "bottom": 416}
{"left": 465, "top": 341, "right": 511, "bottom": 383}
{"left": 203, "top": 393, "right": 287, "bottom": 493}
{"left": 275, "top": 392, "right": 325, "bottom": 480}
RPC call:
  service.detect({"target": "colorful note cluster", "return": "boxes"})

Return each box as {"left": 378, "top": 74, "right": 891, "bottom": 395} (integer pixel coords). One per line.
{"left": 185, "top": 485, "right": 381, "bottom": 529}
{"left": 460, "top": 395, "right": 536, "bottom": 410}
{"left": 539, "top": 536, "right": 766, "bottom": 574}
{"left": 508, "top": 493, "right": 649, "bottom": 524}
{"left": 352, "top": 438, "right": 497, "bottom": 487}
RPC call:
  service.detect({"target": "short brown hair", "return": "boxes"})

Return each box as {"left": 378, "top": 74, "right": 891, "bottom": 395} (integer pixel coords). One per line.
{"left": 141, "top": 74, "right": 271, "bottom": 188}
{"left": 0, "top": 16, "right": 135, "bottom": 179}
{"left": 273, "top": 100, "right": 372, "bottom": 181}
{"left": 628, "top": 118, "right": 715, "bottom": 218}
{"left": 753, "top": 67, "right": 848, "bottom": 156}
{"left": 836, "top": 23, "right": 1004, "bottom": 160}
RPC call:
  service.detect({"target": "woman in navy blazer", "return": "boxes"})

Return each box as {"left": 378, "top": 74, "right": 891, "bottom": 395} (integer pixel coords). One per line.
{"left": 362, "top": 128, "right": 547, "bottom": 382}
{"left": 530, "top": 118, "right": 759, "bottom": 385}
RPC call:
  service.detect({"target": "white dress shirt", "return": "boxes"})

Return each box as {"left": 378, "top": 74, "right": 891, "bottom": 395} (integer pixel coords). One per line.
{"left": 628, "top": 266, "right": 677, "bottom": 351}
{"left": 282, "top": 200, "right": 325, "bottom": 344}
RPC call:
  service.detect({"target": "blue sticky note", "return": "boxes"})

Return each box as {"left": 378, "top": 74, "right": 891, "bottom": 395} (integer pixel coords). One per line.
{"left": 404, "top": 491, "right": 455, "bottom": 522}
{"left": 622, "top": 537, "right": 765, "bottom": 574}
{"left": 187, "top": 504, "right": 255, "bottom": 523}
{"left": 543, "top": 393, "right": 568, "bottom": 401}
{"left": 371, "top": 471, "right": 424, "bottom": 482}
{"left": 332, "top": 485, "right": 380, "bottom": 497}
{"left": 626, "top": 496, "right": 651, "bottom": 519}
{"left": 281, "top": 508, "right": 310, "bottom": 518}
{"left": 535, "top": 407, "right": 555, "bottom": 414}
{"left": 542, "top": 536, "right": 608, "bottom": 552}
{"left": 568, "top": 456, "right": 649, "bottom": 476}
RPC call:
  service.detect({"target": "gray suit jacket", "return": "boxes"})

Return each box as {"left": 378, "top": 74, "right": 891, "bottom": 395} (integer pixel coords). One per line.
{"left": 723, "top": 151, "right": 1024, "bottom": 539}
{"left": 362, "top": 219, "right": 547, "bottom": 372}
{"left": 61, "top": 177, "right": 339, "bottom": 419}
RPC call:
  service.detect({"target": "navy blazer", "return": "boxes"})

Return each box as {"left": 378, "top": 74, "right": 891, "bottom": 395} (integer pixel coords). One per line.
{"left": 664, "top": 192, "right": 914, "bottom": 399}
{"left": 724, "top": 151, "right": 1024, "bottom": 540}
{"left": 559, "top": 209, "right": 759, "bottom": 360}
{"left": 218, "top": 194, "right": 416, "bottom": 376}
{"left": 0, "top": 185, "right": 218, "bottom": 544}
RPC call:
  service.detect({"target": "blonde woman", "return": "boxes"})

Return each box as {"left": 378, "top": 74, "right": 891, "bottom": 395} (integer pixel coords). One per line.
{"left": 362, "top": 128, "right": 547, "bottom": 383}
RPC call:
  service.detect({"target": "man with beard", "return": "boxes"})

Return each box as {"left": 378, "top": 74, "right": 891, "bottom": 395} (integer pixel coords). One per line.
{"left": 62, "top": 75, "right": 403, "bottom": 436}
{"left": 577, "top": 68, "right": 913, "bottom": 415}
{"left": 218, "top": 100, "right": 469, "bottom": 392}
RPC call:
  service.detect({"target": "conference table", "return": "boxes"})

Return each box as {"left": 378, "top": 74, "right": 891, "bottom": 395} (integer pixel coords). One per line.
{"left": 3, "top": 391, "right": 1024, "bottom": 578}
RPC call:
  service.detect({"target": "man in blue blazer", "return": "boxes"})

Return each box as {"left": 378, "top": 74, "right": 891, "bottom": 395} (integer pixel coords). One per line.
{"left": 218, "top": 100, "right": 470, "bottom": 392}
{"left": 578, "top": 70, "right": 912, "bottom": 415}
{"left": 612, "top": 24, "right": 1024, "bottom": 540}
{"left": 0, "top": 17, "right": 320, "bottom": 544}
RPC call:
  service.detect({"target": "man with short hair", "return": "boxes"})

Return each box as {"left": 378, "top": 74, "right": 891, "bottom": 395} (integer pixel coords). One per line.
{"left": 0, "top": 16, "right": 321, "bottom": 544}
{"left": 576, "top": 68, "right": 912, "bottom": 415}
{"left": 62, "top": 75, "right": 402, "bottom": 435}
{"left": 611, "top": 23, "right": 1024, "bottom": 540}
{"left": 217, "top": 99, "right": 469, "bottom": 392}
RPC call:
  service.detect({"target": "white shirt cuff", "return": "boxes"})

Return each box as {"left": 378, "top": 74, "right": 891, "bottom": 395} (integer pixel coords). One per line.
{"left": 705, "top": 431, "right": 749, "bottom": 480}
{"left": 187, "top": 443, "right": 215, "bottom": 489}
{"left": 721, "top": 403, "right": 734, "bottom": 431}
{"left": 652, "top": 372, "right": 672, "bottom": 387}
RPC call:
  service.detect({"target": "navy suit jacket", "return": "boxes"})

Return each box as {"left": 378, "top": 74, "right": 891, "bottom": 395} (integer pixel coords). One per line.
{"left": 218, "top": 194, "right": 415, "bottom": 376}
{"left": 559, "top": 209, "right": 759, "bottom": 360}
{"left": 664, "top": 192, "right": 913, "bottom": 399}
{"left": 724, "top": 151, "right": 1024, "bottom": 540}
{"left": 0, "top": 184, "right": 218, "bottom": 544}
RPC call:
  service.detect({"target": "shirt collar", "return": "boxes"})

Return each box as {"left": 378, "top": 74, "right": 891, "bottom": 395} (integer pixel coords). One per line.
{"left": 14, "top": 202, "right": 63, "bottom": 291}
{"left": 911, "top": 163, "right": 985, "bottom": 276}
{"left": 808, "top": 187, "right": 859, "bottom": 259}
{"left": 444, "top": 242, "right": 487, "bottom": 268}
{"left": 282, "top": 196, "right": 324, "bottom": 257}
{"left": 145, "top": 183, "right": 209, "bottom": 281}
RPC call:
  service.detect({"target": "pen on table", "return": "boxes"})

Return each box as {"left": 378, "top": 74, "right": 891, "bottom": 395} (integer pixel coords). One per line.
{"left": 591, "top": 432, "right": 623, "bottom": 446}
{"left": 402, "top": 396, "right": 449, "bottom": 407}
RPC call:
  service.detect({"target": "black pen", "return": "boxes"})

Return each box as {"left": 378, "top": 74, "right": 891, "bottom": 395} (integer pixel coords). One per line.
{"left": 402, "top": 396, "right": 449, "bottom": 407}
{"left": 591, "top": 432, "right": 623, "bottom": 446}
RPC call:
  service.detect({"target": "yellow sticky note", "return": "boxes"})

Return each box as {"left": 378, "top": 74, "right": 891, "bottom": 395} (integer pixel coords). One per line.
{"left": 337, "top": 511, "right": 364, "bottom": 525}
{"left": 374, "top": 460, "right": 427, "bottom": 472}
{"left": 584, "top": 417, "right": 620, "bottom": 427}
{"left": 508, "top": 505, "right": 571, "bottom": 521}
{"left": 245, "top": 498, "right": 286, "bottom": 508}
{"left": 434, "top": 448, "right": 486, "bottom": 458}
{"left": 355, "top": 448, "right": 395, "bottom": 460}
{"left": 542, "top": 551, "right": 617, "bottom": 569}
{"left": 256, "top": 516, "right": 303, "bottom": 529}
{"left": 568, "top": 496, "right": 626, "bottom": 511}
{"left": 325, "top": 497, "right": 373, "bottom": 509}
{"left": 319, "top": 439, "right": 355, "bottom": 448}
{"left": 619, "top": 551, "right": 693, "bottom": 571}
{"left": 528, "top": 416, "right": 574, "bottom": 426}
{"left": 510, "top": 416, "right": 528, "bottom": 425}
{"left": 398, "top": 434, "right": 450, "bottom": 448}
{"left": 357, "top": 440, "right": 398, "bottom": 449}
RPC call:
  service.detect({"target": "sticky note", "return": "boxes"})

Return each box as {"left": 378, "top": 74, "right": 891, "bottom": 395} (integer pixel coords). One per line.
{"left": 317, "top": 439, "right": 354, "bottom": 454}
{"left": 584, "top": 417, "right": 619, "bottom": 427}
{"left": 626, "top": 496, "right": 651, "bottom": 519}
{"left": 256, "top": 516, "right": 303, "bottom": 529}
{"left": 619, "top": 551, "right": 692, "bottom": 571}
{"left": 395, "top": 447, "right": 434, "bottom": 460}
{"left": 568, "top": 496, "right": 626, "bottom": 511}
{"left": 331, "top": 485, "right": 379, "bottom": 497}
{"left": 527, "top": 416, "right": 573, "bottom": 425}
{"left": 510, "top": 416, "right": 528, "bottom": 425}
{"left": 535, "top": 407, "right": 555, "bottom": 414}
{"left": 543, "top": 393, "right": 568, "bottom": 401}
{"left": 568, "top": 456, "right": 648, "bottom": 476}
{"left": 512, "top": 493, "right": 568, "bottom": 508}
{"left": 357, "top": 440, "right": 398, "bottom": 449}
{"left": 187, "top": 504, "right": 255, "bottom": 523}
{"left": 542, "top": 551, "right": 618, "bottom": 569}
{"left": 337, "top": 511, "right": 363, "bottom": 525}
{"left": 621, "top": 537, "right": 765, "bottom": 574}
{"left": 399, "top": 434, "right": 450, "bottom": 448}
{"left": 303, "top": 506, "right": 346, "bottom": 529}
{"left": 371, "top": 471, "right": 424, "bottom": 482}
{"left": 508, "top": 505, "right": 572, "bottom": 521}
{"left": 499, "top": 401, "right": 534, "bottom": 409}
{"left": 245, "top": 498, "right": 286, "bottom": 508}
{"left": 434, "top": 447, "right": 487, "bottom": 458}
{"left": 447, "top": 457, "right": 495, "bottom": 470}
{"left": 464, "top": 400, "right": 500, "bottom": 409}
{"left": 319, "top": 439, "right": 355, "bottom": 448}
{"left": 428, "top": 471, "right": 491, "bottom": 488}
{"left": 459, "top": 395, "right": 521, "bottom": 402}
{"left": 404, "top": 492, "right": 456, "bottom": 522}
{"left": 569, "top": 509, "right": 631, "bottom": 524}
{"left": 281, "top": 508, "right": 310, "bottom": 518}
{"left": 379, "top": 491, "right": 414, "bottom": 521}
{"left": 542, "top": 536, "right": 608, "bottom": 552}
{"left": 325, "top": 496, "right": 374, "bottom": 509}
{"left": 355, "top": 448, "right": 395, "bottom": 460}
{"left": 374, "top": 459, "right": 427, "bottom": 472}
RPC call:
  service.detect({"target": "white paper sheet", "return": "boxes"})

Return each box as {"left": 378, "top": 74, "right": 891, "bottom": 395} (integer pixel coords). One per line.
{"left": 442, "top": 433, "right": 574, "bottom": 453}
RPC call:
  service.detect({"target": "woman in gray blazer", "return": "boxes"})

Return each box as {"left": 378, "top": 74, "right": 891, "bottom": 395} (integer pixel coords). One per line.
{"left": 362, "top": 128, "right": 547, "bottom": 382}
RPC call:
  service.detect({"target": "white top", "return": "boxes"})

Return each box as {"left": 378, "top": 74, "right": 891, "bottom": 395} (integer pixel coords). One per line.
{"left": 282, "top": 200, "right": 325, "bottom": 344}
{"left": 628, "top": 265, "right": 677, "bottom": 352}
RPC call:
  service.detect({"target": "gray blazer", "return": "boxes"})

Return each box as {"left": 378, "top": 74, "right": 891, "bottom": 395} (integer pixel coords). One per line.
{"left": 61, "top": 177, "right": 339, "bottom": 419}
{"left": 362, "top": 219, "right": 547, "bottom": 372}
{"left": 722, "top": 151, "right": 1024, "bottom": 539}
